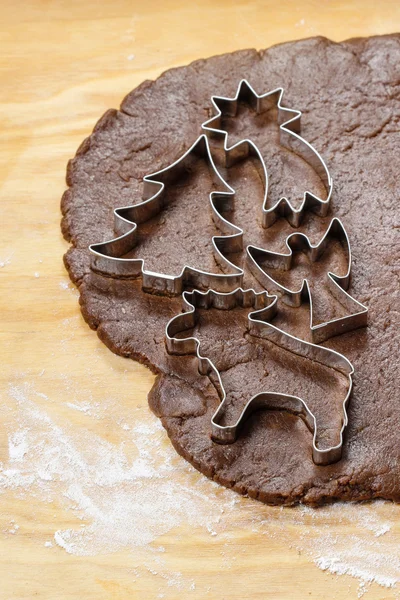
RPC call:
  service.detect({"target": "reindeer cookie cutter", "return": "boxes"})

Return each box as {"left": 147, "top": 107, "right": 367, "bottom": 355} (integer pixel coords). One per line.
{"left": 247, "top": 218, "right": 368, "bottom": 343}
{"left": 166, "top": 288, "right": 354, "bottom": 466}
{"left": 202, "top": 79, "right": 333, "bottom": 228}
{"left": 89, "top": 134, "right": 244, "bottom": 296}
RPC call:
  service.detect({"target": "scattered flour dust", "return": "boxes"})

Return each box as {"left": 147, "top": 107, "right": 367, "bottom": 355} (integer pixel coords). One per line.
{"left": 0, "top": 252, "right": 13, "bottom": 268}
{"left": 1, "top": 374, "right": 400, "bottom": 597}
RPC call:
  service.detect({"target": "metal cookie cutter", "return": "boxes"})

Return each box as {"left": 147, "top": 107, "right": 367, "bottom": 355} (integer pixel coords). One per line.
{"left": 202, "top": 79, "right": 332, "bottom": 227}
{"left": 166, "top": 287, "right": 354, "bottom": 466}
{"left": 90, "top": 134, "right": 244, "bottom": 296}
{"left": 247, "top": 217, "right": 368, "bottom": 343}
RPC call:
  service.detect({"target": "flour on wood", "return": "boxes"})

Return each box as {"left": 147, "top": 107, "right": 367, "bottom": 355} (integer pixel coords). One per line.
{"left": 1, "top": 368, "right": 399, "bottom": 597}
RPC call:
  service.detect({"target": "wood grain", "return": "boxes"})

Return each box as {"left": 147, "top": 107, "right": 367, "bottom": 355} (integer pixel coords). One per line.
{"left": 1, "top": 1, "right": 400, "bottom": 598}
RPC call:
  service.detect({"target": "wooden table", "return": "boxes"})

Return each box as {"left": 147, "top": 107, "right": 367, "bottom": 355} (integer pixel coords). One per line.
{"left": 1, "top": 2, "right": 400, "bottom": 598}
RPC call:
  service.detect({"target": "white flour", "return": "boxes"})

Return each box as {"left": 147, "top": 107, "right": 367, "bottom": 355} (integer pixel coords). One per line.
{"left": 1, "top": 348, "right": 399, "bottom": 597}
{"left": 0, "top": 253, "right": 12, "bottom": 268}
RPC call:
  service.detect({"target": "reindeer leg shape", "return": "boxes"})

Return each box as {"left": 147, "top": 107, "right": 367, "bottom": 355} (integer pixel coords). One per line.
{"left": 210, "top": 364, "right": 350, "bottom": 466}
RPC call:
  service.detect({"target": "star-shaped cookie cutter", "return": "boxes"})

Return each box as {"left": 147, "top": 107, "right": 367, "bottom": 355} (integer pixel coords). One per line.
{"left": 90, "top": 134, "right": 243, "bottom": 296}
{"left": 247, "top": 217, "right": 368, "bottom": 343}
{"left": 166, "top": 287, "right": 354, "bottom": 465}
{"left": 202, "top": 79, "right": 333, "bottom": 227}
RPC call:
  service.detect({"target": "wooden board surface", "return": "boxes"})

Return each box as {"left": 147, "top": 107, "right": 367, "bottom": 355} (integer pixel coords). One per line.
{"left": 1, "top": 1, "right": 400, "bottom": 598}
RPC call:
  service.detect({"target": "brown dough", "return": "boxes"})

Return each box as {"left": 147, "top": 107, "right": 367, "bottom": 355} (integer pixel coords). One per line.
{"left": 61, "top": 35, "right": 400, "bottom": 506}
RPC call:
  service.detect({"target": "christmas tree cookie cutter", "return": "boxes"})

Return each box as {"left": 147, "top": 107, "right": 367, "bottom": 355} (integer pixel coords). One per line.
{"left": 202, "top": 79, "right": 333, "bottom": 227}
{"left": 247, "top": 217, "right": 368, "bottom": 343}
{"left": 166, "top": 287, "right": 354, "bottom": 466}
{"left": 89, "top": 134, "right": 243, "bottom": 296}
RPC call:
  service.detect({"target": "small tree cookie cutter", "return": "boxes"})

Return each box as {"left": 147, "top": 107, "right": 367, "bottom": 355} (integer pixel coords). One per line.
{"left": 166, "top": 287, "right": 354, "bottom": 466}
{"left": 89, "top": 134, "right": 243, "bottom": 296}
{"left": 202, "top": 79, "right": 333, "bottom": 227}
